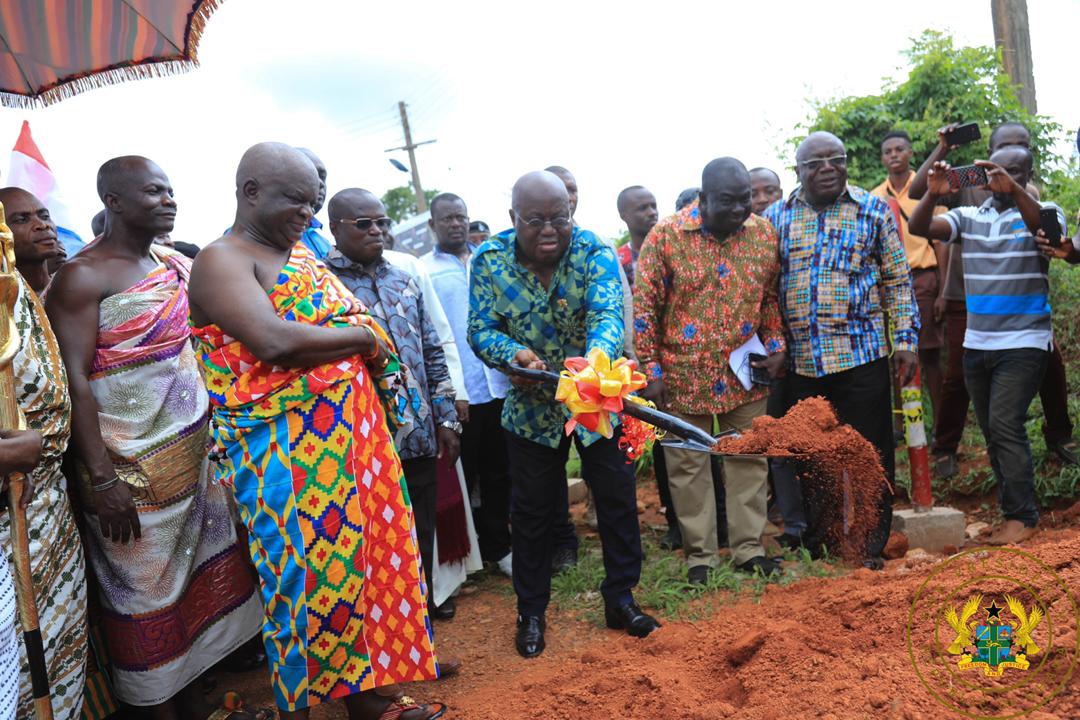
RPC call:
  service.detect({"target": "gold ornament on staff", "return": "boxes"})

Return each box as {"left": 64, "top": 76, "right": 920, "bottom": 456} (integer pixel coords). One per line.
{"left": 0, "top": 206, "right": 53, "bottom": 719}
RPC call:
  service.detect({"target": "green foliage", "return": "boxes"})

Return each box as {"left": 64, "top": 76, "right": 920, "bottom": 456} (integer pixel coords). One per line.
{"left": 611, "top": 229, "right": 631, "bottom": 248}
{"left": 1043, "top": 156, "right": 1080, "bottom": 221}
{"left": 794, "top": 31, "right": 1064, "bottom": 191}
{"left": 381, "top": 185, "right": 438, "bottom": 223}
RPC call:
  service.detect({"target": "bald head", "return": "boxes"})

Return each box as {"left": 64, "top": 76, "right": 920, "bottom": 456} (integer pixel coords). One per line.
{"left": 96, "top": 155, "right": 162, "bottom": 201}
{"left": 702, "top": 158, "right": 750, "bottom": 193}
{"left": 297, "top": 147, "right": 328, "bottom": 213}
{"left": 327, "top": 188, "right": 382, "bottom": 221}
{"left": 234, "top": 142, "right": 320, "bottom": 249}
{"left": 795, "top": 131, "right": 845, "bottom": 164}
{"left": 511, "top": 171, "right": 570, "bottom": 215}
{"left": 0, "top": 186, "right": 37, "bottom": 212}
{"left": 989, "top": 146, "right": 1034, "bottom": 193}
{"left": 543, "top": 165, "right": 578, "bottom": 216}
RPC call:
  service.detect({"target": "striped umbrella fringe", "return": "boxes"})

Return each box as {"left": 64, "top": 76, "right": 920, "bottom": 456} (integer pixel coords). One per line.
{"left": 0, "top": 0, "right": 223, "bottom": 108}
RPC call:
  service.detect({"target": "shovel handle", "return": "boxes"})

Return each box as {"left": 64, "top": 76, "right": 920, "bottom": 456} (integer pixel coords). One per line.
{"left": 504, "top": 364, "right": 719, "bottom": 449}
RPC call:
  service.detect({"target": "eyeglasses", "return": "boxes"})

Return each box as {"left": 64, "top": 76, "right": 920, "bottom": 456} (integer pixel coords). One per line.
{"left": 799, "top": 155, "right": 847, "bottom": 171}
{"left": 335, "top": 217, "right": 393, "bottom": 231}
{"left": 515, "top": 213, "right": 572, "bottom": 230}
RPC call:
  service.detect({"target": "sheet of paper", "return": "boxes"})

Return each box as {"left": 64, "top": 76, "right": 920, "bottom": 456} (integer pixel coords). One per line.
{"left": 729, "top": 334, "right": 767, "bottom": 391}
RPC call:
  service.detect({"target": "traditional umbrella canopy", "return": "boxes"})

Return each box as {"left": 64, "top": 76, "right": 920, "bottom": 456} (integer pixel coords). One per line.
{"left": 0, "top": 0, "right": 224, "bottom": 108}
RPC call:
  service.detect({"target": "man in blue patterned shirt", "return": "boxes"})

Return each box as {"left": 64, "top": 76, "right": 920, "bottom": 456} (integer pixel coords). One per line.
{"left": 469, "top": 170, "right": 658, "bottom": 658}
{"left": 763, "top": 131, "right": 919, "bottom": 569}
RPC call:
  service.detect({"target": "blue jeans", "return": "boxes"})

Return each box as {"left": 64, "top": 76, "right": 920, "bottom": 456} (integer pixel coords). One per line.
{"left": 963, "top": 348, "right": 1048, "bottom": 527}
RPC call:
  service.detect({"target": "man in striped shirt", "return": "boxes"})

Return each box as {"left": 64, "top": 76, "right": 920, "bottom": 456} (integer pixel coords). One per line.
{"left": 909, "top": 146, "right": 1068, "bottom": 545}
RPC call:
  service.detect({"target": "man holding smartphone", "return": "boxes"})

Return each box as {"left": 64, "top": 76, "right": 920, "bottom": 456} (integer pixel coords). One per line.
{"left": 908, "top": 147, "right": 1068, "bottom": 545}
{"left": 636, "top": 157, "right": 787, "bottom": 584}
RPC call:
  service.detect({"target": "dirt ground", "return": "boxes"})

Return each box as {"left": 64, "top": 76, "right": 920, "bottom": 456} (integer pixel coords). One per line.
{"left": 217, "top": 466, "right": 1080, "bottom": 720}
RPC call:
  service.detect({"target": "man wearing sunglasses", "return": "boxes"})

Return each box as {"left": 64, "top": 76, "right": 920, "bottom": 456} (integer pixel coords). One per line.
{"left": 469, "top": 170, "right": 658, "bottom": 659}
{"left": 762, "top": 131, "right": 919, "bottom": 570}
{"left": 325, "top": 189, "right": 465, "bottom": 640}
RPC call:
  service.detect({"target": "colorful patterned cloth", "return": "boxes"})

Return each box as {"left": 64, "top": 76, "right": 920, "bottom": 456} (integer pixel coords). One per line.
{"left": 634, "top": 202, "right": 786, "bottom": 415}
{"left": 468, "top": 228, "right": 625, "bottom": 448}
{"left": 193, "top": 242, "right": 438, "bottom": 712}
{"left": 8, "top": 274, "right": 87, "bottom": 720}
{"left": 763, "top": 185, "right": 919, "bottom": 378}
{"left": 0, "top": 550, "right": 16, "bottom": 720}
{"left": 325, "top": 252, "right": 457, "bottom": 461}
{"left": 77, "top": 246, "right": 262, "bottom": 706}
{"left": 871, "top": 174, "right": 940, "bottom": 270}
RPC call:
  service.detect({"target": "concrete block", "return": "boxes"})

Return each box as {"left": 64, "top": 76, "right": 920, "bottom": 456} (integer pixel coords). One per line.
{"left": 891, "top": 507, "right": 966, "bottom": 553}
{"left": 567, "top": 477, "right": 589, "bottom": 505}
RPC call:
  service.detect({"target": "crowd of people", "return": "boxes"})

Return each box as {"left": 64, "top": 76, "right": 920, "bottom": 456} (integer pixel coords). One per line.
{"left": 0, "top": 118, "right": 1076, "bottom": 720}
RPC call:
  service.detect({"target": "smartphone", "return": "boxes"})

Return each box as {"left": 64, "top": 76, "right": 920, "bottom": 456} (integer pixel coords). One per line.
{"left": 1039, "top": 207, "right": 1063, "bottom": 248}
{"left": 946, "top": 164, "right": 989, "bottom": 191}
{"left": 943, "top": 122, "right": 982, "bottom": 147}
{"left": 747, "top": 353, "right": 770, "bottom": 386}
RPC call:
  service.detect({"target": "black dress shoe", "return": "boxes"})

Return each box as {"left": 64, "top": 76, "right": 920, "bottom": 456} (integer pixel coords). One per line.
{"left": 551, "top": 547, "right": 578, "bottom": 574}
{"left": 515, "top": 615, "right": 545, "bottom": 658}
{"left": 687, "top": 565, "right": 709, "bottom": 585}
{"left": 736, "top": 556, "right": 781, "bottom": 576}
{"left": 605, "top": 601, "right": 661, "bottom": 638}
{"left": 658, "top": 524, "right": 682, "bottom": 550}
{"left": 430, "top": 598, "right": 456, "bottom": 621}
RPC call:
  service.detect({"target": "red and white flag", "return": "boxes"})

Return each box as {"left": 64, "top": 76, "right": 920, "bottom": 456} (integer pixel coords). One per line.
{"left": 7, "top": 120, "right": 85, "bottom": 253}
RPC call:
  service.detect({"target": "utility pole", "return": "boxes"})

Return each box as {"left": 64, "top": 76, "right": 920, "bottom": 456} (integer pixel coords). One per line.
{"left": 385, "top": 101, "right": 436, "bottom": 213}
{"left": 991, "top": 0, "right": 1037, "bottom": 113}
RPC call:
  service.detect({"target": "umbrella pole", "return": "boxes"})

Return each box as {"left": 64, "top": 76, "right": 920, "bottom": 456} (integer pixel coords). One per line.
{"left": 0, "top": 225, "right": 53, "bottom": 719}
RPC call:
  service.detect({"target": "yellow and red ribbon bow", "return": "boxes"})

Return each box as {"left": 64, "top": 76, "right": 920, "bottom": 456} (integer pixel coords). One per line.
{"left": 555, "top": 348, "right": 647, "bottom": 438}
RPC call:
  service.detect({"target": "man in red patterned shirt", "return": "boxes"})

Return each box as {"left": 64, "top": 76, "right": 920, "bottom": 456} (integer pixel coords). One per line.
{"left": 636, "top": 158, "right": 787, "bottom": 584}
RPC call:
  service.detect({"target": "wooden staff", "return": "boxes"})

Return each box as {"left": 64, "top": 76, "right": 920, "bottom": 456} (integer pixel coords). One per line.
{"left": 0, "top": 216, "right": 53, "bottom": 719}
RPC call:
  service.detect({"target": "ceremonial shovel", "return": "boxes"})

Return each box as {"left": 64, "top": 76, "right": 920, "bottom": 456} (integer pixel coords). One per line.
{"left": 506, "top": 365, "right": 759, "bottom": 456}
{"left": 0, "top": 220, "right": 53, "bottom": 719}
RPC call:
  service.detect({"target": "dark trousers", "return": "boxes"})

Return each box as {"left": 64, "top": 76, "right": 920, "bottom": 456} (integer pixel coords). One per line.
{"left": 1041, "top": 345, "right": 1073, "bottom": 445}
{"left": 964, "top": 348, "right": 1047, "bottom": 526}
{"left": 506, "top": 430, "right": 642, "bottom": 616}
{"left": 934, "top": 300, "right": 1072, "bottom": 454}
{"left": 402, "top": 457, "right": 437, "bottom": 601}
{"left": 767, "top": 375, "right": 806, "bottom": 536}
{"left": 786, "top": 357, "right": 895, "bottom": 560}
{"left": 933, "top": 300, "right": 971, "bottom": 455}
{"left": 460, "top": 399, "right": 512, "bottom": 562}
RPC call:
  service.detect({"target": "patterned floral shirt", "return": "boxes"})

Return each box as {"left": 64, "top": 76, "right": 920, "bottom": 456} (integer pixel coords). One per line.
{"left": 468, "top": 228, "right": 625, "bottom": 448}
{"left": 327, "top": 251, "right": 456, "bottom": 460}
{"left": 634, "top": 203, "right": 785, "bottom": 415}
{"left": 763, "top": 186, "right": 919, "bottom": 378}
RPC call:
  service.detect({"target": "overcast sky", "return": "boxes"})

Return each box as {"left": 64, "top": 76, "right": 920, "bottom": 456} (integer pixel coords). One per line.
{"left": 1, "top": 0, "right": 1078, "bottom": 244}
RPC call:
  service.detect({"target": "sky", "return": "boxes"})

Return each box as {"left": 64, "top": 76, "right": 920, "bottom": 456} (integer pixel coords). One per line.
{"left": 1, "top": 0, "right": 1078, "bottom": 245}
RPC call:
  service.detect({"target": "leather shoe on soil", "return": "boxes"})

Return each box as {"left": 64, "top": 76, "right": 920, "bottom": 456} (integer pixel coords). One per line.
{"left": 430, "top": 598, "right": 456, "bottom": 621}
{"left": 1050, "top": 440, "right": 1080, "bottom": 466}
{"left": 551, "top": 547, "right": 578, "bottom": 574}
{"left": 736, "top": 556, "right": 781, "bottom": 576}
{"left": 687, "top": 565, "right": 710, "bottom": 585}
{"left": 605, "top": 602, "right": 661, "bottom": 638}
{"left": 515, "top": 615, "right": 545, "bottom": 658}
{"left": 659, "top": 524, "right": 682, "bottom": 551}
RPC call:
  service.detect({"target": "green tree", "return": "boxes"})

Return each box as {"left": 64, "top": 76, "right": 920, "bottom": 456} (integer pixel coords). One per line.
{"left": 793, "top": 31, "right": 1064, "bottom": 194}
{"left": 381, "top": 185, "right": 439, "bottom": 223}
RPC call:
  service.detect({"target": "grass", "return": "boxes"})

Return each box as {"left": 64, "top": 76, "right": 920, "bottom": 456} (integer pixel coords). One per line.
{"left": 549, "top": 533, "right": 841, "bottom": 627}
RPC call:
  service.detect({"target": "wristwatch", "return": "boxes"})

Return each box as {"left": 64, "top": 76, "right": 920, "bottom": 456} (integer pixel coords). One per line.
{"left": 439, "top": 420, "right": 463, "bottom": 435}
